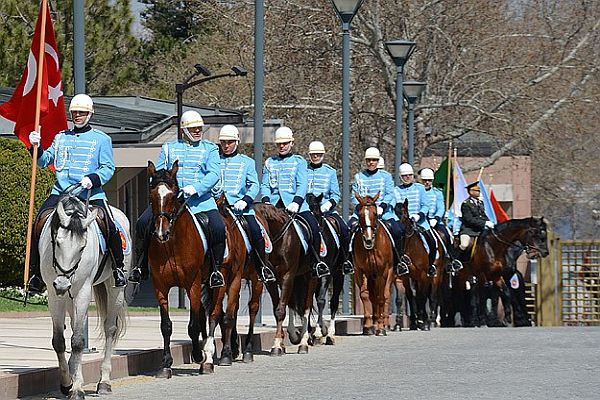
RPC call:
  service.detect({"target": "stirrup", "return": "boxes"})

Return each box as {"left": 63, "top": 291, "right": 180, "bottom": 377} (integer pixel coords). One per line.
{"left": 28, "top": 275, "right": 44, "bottom": 294}
{"left": 342, "top": 260, "right": 354, "bottom": 275}
{"left": 395, "top": 262, "right": 409, "bottom": 276}
{"left": 427, "top": 264, "right": 437, "bottom": 278}
{"left": 128, "top": 267, "right": 142, "bottom": 283}
{"left": 449, "top": 259, "right": 463, "bottom": 272}
{"left": 209, "top": 271, "right": 225, "bottom": 288}
{"left": 260, "top": 266, "right": 276, "bottom": 282}
{"left": 113, "top": 269, "right": 127, "bottom": 288}
{"left": 313, "top": 261, "right": 330, "bottom": 278}
{"left": 400, "top": 254, "right": 411, "bottom": 266}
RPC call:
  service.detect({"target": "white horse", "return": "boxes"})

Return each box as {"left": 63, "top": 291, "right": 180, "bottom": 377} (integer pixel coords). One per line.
{"left": 39, "top": 194, "right": 130, "bottom": 400}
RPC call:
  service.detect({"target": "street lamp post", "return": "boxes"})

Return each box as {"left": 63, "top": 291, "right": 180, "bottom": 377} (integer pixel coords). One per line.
{"left": 330, "top": 0, "right": 363, "bottom": 316}
{"left": 384, "top": 40, "right": 416, "bottom": 183}
{"left": 403, "top": 80, "right": 426, "bottom": 165}
{"left": 175, "top": 64, "right": 248, "bottom": 141}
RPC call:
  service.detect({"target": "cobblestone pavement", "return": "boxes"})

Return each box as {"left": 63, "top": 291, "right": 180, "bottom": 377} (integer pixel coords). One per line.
{"left": 29, "top": 327, "right": 600, "bottom": 400}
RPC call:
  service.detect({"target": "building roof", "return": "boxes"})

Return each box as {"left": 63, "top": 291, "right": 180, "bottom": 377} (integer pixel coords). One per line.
{"left": 423, "top": 132, "right": 530, "bottom": 157}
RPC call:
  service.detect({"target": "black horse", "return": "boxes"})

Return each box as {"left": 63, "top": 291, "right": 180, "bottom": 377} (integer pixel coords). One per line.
{"left": 306, "top": 193, "right": 346, "bottom": 345}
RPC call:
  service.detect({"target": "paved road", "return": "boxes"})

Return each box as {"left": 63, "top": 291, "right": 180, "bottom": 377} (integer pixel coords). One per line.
{"left": 29, "top": 327, "right": 600, "bottom": 400}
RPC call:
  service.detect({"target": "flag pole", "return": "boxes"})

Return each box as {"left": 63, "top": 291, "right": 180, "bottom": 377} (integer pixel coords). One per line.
{"left": 444, "top": 141, "right": 452, "bottom": 211}
{"left": 24, "top": 0, "right": 49, "bottom": 291}
{"left": 477, "top": 166, "right": 484, "bottom": 182}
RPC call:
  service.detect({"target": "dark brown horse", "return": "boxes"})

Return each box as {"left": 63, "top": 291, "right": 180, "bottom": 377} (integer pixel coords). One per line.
{"left": 253, "top": 203, "right": 318, "bottom": 354}
{"left": 306, "top": 193, "right": 345, "bottom": 345}
{"left": 463, "top": 217, "right": 550, "bottom": 326}
{"left": 394, "top": 199, "right": 436, "bottom": 330}
{"left": 353, "top": 192, "right": 395, "bottom": 336}
{"left": 147, "top": 160, "right": 213, "bottom": 376}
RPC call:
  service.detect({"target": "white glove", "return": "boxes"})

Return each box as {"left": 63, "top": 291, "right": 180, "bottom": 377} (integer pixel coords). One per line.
{"left": 233, "top": 199, "right": 248, "bottom": 212}
{"left": 410, "top": 214, "right": 420, "bottom": 222}
{"left": 79, "top": 176, "right": 93, "bottom": 190}
{"left": 182, "top": 185, "right": 197, "bottom": 197}
{"left": 485, "top": 221, "right": 495, "bottom": 229}
{"left": 376, "top": 206, "right": 384, "bottom": 216}
{"left": 286, "top": 202, "right": 299, "bottom": 213}
{"left": 29, "top": 131, "right": 41, "bottom": 146}
{"left": 320, "top": 201, "right": 332, "bottom": 213}
{"left": 429, "top": 218, "right": 438, "bottom": 228}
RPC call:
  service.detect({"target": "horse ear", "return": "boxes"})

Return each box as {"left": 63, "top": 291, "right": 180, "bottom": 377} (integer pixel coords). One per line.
{"left": 354, "top": 191, "right": 362, "bottom": 203}
{"left": 403, "top": 198, "right": 408, "bottom": 207}
{"left": 147, "top": 160, "right": 156, "bottom": 176}
{"left": 82, "top": 208, "right": 98, "bottom": 229}
{"left": 317, "top": 193, "right": 324, "bottom": 202}
{"left": 56, "top": 199, "right": 71, "bottom": 227}
{"left": 170, "top": 160, "right": 179, "bottom": 179}
{"left": 373, "top": 191, "right": 380, "bottom": 202}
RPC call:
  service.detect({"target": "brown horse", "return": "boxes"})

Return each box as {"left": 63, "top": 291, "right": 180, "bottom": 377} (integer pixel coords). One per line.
{"left": 353, "top": 192, "right": 395, "bottom": 336}
{"left": 253, "top": 203, "right": 318, "bottom": 354}
{"left": 147, "top": 160, "right": 213, "bottom": 376}
{"left": 306, "top": 193, "right": 346, "bottom": 345}
{"left": 463, "top": 217, "right": 550, "bottom": 326}
{"left": 211, "top": 195, "right": 263, "bottom": 365}
{"left": 394, "top": 199, "right": 436, "bottom": 330}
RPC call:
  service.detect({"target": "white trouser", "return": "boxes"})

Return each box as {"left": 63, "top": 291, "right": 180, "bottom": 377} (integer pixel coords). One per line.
{"left": 459, "top": 234, "right": 473, "bottom": 250}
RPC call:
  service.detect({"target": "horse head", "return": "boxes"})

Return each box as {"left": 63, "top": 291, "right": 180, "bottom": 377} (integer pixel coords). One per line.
{"left": 148, "top": 160, "right": 180, "bottom": 243}
{"left": 355, "top": 191, "right": 380, "bottom": 250}
{"left": 394, "top": 199, "right": 412, "bottom": 230}
{"left": 524, "top": 216, "right": 550, "bottom": 258}
{"left": 306, "top": 193, "right": 324, "bottom": 221}
{"left": 51, "top": 196, "right": 98, "bottom": 295}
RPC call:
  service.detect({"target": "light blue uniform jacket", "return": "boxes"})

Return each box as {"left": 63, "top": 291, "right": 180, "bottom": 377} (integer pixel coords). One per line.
{"left": 261, "top": 154, "right": 309, "bottom": 212}
{"left": 424, "top": 187, "right": 445, "bottom": 221}
{"left": 394, "top": 182, "right": 430, "bottom": 229}
{"left": 351, "top": 169, "right": 397, "bottom": 221}
{"left": 307, "top": 163, "right": 341, "bottom": 209}
{"left": 215, "top": 152, "right": 259, "bottom": 216}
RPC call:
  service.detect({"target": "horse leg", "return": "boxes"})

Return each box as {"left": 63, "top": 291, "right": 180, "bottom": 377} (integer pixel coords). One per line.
{"left": 67, "top": 289, "right": 92, "bottom": 400}
{"left": 356, "top": 271, "right": 373, "bottom": 335}
{"left": 393, "top": 279, "right": 406, "bottom": 331}
{"left": 201, "top": 283, "right": 222, "bottom": 374}
{"left": 243, "top": 273, "right": 263, "bottom": 362}
{"left": 377, "top": 268, "right": 394, "bottom": 336}
{"left": 48, "top": 297, "right": 72, "bottom": 395}
{"left": 156, "top": 293, "right": 174, "bottom": 378}
{"left": 497, "top": 278, "right": 513, "bottom": 326}
{"left": 404, "top": 278, "right": 418, "bottom": 330}
{"left": 326, "top": 270, "right": 344, "bottom": 345}
{"left": 96, "top": 282, "right": 125, "bottom": 395}
{"left": 297, "top": 307, "right": 312, "bottom": 354}
{"left": 313, "top": 276, "right": 329, "bottom": 345}
{"left": 220, "top": 274, "right": 242, "bottom": 366}
{"left": 265, "top": 279, "right": 286, "bottom": 356}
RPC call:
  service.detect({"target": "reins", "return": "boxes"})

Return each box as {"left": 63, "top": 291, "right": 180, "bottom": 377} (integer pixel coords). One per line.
{"left": 270, "top": 211, "right": 298, "bottom": 244}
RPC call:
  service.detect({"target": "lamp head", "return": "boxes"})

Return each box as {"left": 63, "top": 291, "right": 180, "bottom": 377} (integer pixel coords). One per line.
{"left": 194, "top": 64, "right": 211, "bottom": 76}
{"left": 231, "top": 65, "right": 248, "bottom": 77}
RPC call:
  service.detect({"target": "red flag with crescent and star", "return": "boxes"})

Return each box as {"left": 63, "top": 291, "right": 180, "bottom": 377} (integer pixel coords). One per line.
{"left": 0, "top": 3, "right": 67, "bottom": 149}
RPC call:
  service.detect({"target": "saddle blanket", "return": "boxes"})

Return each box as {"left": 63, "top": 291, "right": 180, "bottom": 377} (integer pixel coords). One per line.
{"left": 293, "top": 220, "right": 327, "bottom": 257}
{"left": 188, "top": 206, "right": 229, "bottom": 259}
{"left": 324, "top": 218, "right": 341, "bottom": 250}
{"left": 226, "top": 208, "right": 272, "bottom": 254}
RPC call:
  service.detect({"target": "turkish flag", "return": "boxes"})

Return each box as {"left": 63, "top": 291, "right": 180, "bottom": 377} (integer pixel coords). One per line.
{"left": 0, "top": 3, "right": 67, "bottom": 149}
{"left": 490, "top": 189, "right": 510, "bottom": 223}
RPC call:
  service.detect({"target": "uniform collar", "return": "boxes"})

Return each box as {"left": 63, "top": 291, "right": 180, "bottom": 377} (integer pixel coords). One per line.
{"left": 400, "top": 182, "right": 414, "bottom": 188}
{"left": 277, "top": 152, "right": 294, "bottom": 159}
{"left": 222, "top": 149, "right": 238, "bottom": 158}
{"left": 364, "top": 168, "right": 378, "bottom": 176}
{"left": 73, "top": 124, "right": 91, "bottom": 134}
{"left": 309, "top": 162, "right": 322, "bottom": 169}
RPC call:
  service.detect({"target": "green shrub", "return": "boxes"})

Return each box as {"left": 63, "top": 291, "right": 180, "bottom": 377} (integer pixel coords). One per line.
{"left": 0, "top": 138, "right": 55, "bottom": 285}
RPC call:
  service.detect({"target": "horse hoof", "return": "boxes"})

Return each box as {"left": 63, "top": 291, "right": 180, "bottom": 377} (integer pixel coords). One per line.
{"left": 219, "top": 355, "right": 233, "bottom": 366}
{"left": 68, "top": 390, "right": 85, "bottom": 400}
{"left": 201, "top": 363, "right": 215, "bottom": 374}
{"left": 297, "top": 344, "right": 309, "bottom": 354}
{"left": 60, "top": 384, "right": 73, "bottom": 396}
{"left": 270, "top": 347, "right": 284, "bottom": 356}
{"left": 392, "top": 324, "right": 402, "bottom": 332}
{"left": 417, "top": 320, "right": 428, "bottom": 331}
{"left": 376, "top": 329, "right": 387, "bottom": 336}
{"left": 155, "top": 368, "right": 172, "bottom": 379}
{"left": 325, "top": 336, "right": 335, "bottom": 345}
{"left": 192, "top": 350, "right": 207, "bottom": 364}
{"left": 242, "top": 351, "right": 254, "bottom": 363}
{"left": 96, "top": 381, "right": 112, "bottom": 394}
{"left": 362, "top": 327, "right": 374, "bottom": 336}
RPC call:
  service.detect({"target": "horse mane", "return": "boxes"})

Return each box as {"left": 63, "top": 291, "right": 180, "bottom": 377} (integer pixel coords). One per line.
{"left": 150, "top": 168, "right": 178, "bottom": 190}
{"left": 495, "top": 217, "right": 545, "bottom": 233}
{"left": 51, "top": 195, "right": 88, "bottom": 237}
{"left": 255, "top": 203, "right": 289, "bottom": 224}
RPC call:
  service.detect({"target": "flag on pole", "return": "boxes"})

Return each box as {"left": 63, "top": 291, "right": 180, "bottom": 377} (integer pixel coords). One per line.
{"left": 0, "top": 3, "right": 67, "bottom": 149}
{"left": 478, "top": 178, "right": 497, "bottom": 224}
{"left": 490, "top": 189, "right": 510, "bottom": 222}
{"left": 433, "top": 157, "right": 451, "bottom": 200}
{"left": 449, "top": 158, "right": 469, "bottom": 234}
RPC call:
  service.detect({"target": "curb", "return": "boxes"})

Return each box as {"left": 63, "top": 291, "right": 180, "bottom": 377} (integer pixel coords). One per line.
{"left": 1, "top": 317, "right": 363, "bottom": 399}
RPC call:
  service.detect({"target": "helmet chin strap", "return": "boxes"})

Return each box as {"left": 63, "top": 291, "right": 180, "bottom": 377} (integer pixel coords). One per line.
{"left": 183, "top": 127, "right": 202, "bottom": 142}
{"left": 73, "top": 113, "right": 92, "bottom": 128}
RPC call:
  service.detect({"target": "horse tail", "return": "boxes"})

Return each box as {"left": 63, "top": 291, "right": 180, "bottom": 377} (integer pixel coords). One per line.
{"left": 93, "top": 283, "right": 128, "bottom": 342}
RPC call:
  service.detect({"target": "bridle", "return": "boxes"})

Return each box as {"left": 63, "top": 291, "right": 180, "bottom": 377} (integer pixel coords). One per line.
{"left": 151, "top": 181, "right": 191, "bottom": 232}
{"left": 358, "top": 202, "right": 379, "bottom": 249}
{"left": 489, "top": 224, "right": 545, "bottom": 257}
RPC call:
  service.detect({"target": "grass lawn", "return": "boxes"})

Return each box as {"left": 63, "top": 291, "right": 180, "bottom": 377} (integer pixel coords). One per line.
{"left": 0, "top": 295, "right": 48, "bottom": 312}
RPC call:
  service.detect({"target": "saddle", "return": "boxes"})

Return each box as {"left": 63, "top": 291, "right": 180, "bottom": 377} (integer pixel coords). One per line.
{"left": 34, "top": 206, "right": 110, "bottom": 242}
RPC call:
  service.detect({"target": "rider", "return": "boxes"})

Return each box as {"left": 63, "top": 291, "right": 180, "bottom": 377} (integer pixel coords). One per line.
{"left": 306, "top": 141, "right": 354, "bottom": 275}
{"left": 130, "top": 110, "right": 226, "bottom": 288}
{"left": 349, "top": 147, "right": 408, "bottom": 276}
{"left": 260, "top": 127, "right": 330, "bottom": 278}
{"left": 419, "top": 168, "right": 463, "bottom": 272}
{"left": 216, "top": 124, "right": 275, "bottom": 283}
{"left": 457, "top": 181, "right": 495, "bottom": 261}
{"left": 27, "top": 94, "right": 126, "bottom": 292}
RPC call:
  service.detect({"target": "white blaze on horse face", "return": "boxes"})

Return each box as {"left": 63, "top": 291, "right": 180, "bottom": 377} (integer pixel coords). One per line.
{"left": 156, "top": 183, "right": 173, "bottom": 239}
{"left": 364, "top": 207, "right": 374, "bottom": 241}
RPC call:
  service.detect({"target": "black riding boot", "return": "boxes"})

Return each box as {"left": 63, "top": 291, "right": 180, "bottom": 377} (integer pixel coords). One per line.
{"left": 338, "top": 219, "right": 354, "bottom": 275}
{"left": 27, "top": 238, "right": 44, "bottom": 293}
{"left": 425, "top": 231, "right": 437, "bottom": 278}
{"left": 209, "top": 240, "right": 225, "bottom": 289}
{"left": 395, "top": 236, "right": 409, "bottom": 276}
{"left": 253, "top": 236, "right": 275, "bottom": 282}
{"left": 448, "top": 246, "right": 464, "bottom": 272}
{"left": 129, "top": 232, "right": 149, "bottom": 283}
{"left": 108, "top": 230, "right": 127, "bottom": 287}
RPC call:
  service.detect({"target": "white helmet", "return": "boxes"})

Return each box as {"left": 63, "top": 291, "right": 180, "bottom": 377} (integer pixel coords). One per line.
{"left": 420, "top": 168, "right": 434, "bottom": 180}
{"left": 308, "top": 141, "right": 325, "bottom": 154}
{"left": 180, "top": 110, "right": 204, "bottom": 142}
{"left": 219, "top": 125, "right": 240, "bottom": 141}
{"left": 399, "top": 163, "right": 414, "bottom": 176}
{"left": 69, "top": 94, "right": 94, "bottom": 128}
{"left": 377, "top": 157, "right": 385, "bottom": 169}
{"left": 274, "top": 126, "right": 294, "bottom": 143}
{"left": 364, "top": 147, "right": 381, "bottom": 159}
